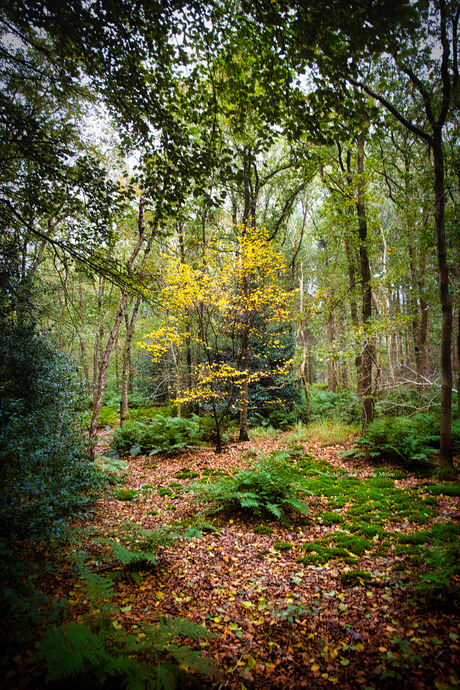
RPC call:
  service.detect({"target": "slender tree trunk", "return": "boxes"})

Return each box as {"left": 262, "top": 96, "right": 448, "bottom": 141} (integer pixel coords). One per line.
{"left": 457, "top": 304, "right": 460, "bottom": 422}
{"left": 178, "top": 225, "right": 193, "bottom": 394}
{"left": 78, "top": 271, "right": 91, "bottom": 393}
{"left": 92, "top": 277, "right": 105, "bottom": 407}
{"left": 297, "top": 269, "right": 311, "bottom": 409}
{"left": 327, "top": 311, "right": 337, "bottom": 392}
{"left": 120, "top": 296, "right": 142, "bottom": 427}
{"left": 356, "top": 138, "right": 374, "bottom": 429}
{"left": 89, "top": 196, "right": 151, "bottom": 459}
{"left": 239, "top": 149, "right": 252, "bottom": 442}
{"left": 433, "top": 129, "right": 453, "bottom": 468}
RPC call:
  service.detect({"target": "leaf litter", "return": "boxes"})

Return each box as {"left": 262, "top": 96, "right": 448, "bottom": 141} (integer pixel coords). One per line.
{"left": 5, "top": 432, "right": 460, "bottom": 689}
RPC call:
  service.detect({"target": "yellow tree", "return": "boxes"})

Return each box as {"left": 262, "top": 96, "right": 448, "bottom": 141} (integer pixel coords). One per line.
{"left": 139, "top": 226, "right": 293, "bottom": 451}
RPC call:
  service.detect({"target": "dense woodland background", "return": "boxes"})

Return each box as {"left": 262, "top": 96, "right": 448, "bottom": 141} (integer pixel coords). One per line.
{"left": 1, "top": 0, "right": 460, "bottom": 687}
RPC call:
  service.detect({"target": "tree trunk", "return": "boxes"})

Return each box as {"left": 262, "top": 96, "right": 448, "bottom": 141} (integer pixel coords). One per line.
{"left": 78, "top": 270, "right": 91, "bottom": 394}
{"left": 92, "top": 277, "right": 105, "bottom": 407}
{"left": 239, "top": 149, "right": 252, "bottom": 442}
{"left": 356, "top": 137, "right": 374, "bottom": 429}
{"left": 457, "top": 304, "right": 460, "bottom": 422}
{"left": 89, "top": 196, "right": 152, "bottom": 459}
{"left": 120, "top": 296, "right": 142, "bottom": 427}
{"left": 433, "top": 129, "right": 454, "bottom": 469}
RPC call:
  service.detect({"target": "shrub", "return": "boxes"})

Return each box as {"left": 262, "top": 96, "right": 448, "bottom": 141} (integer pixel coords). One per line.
{"left": 188, "top": 451, "right": 311, "bottom": 525}
{"left": 356, "top": 416, "right": 438, "bottom": 466}
{"left": 302, "top": 388, "right": 361, "bottom": 424}
{"left": 0, "top": 325, "right": 101, "bottom": 540}
{"left": 111, "top": 416, "right": 201, "bottom": 457}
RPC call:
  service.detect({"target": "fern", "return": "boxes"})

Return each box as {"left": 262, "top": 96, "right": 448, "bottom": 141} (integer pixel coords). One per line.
{"left": 83, "top": 571, "right": 115, "bottom": 607}
{"left": 188, "top": 451, "right": 311, "bottom": 523}
{"left": 39, "top": 574, "right": 218, "bottom": 688}
{"left": 40, "top": 623, "right": 111, "bottom": 682}
{"left": 98, "top": 538, "right": 158, "bottom": 568}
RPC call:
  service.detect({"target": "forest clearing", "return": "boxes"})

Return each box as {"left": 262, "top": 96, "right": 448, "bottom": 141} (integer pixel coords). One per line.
{"left": 1, "top": 0, "right": 460, "bottom": 687}
{"left": 2, "top": 418, "right": 459, "bottom": 690}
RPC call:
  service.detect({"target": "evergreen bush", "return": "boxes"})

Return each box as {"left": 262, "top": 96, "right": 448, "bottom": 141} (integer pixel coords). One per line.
{"left": 0, "top": 325, "right": 101, "bottom": 540}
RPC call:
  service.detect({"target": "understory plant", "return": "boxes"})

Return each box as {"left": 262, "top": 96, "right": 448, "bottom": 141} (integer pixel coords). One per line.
{"left": 187, "top": 451, "right": 311, "bottom": 525}
{"left": 0, "top": 323, "right": 101, "bottom": 540}
{"left": 347, "top": 416, "right": 439, "bottom": 466}
{"left": 38, "top": 571, "right": 217, "bottom": 689}
{"left": 111, "top": 416, "right": 201, "bottom": 457}
{"left": 98, "top": 521, "right": 202, "bottom": 572}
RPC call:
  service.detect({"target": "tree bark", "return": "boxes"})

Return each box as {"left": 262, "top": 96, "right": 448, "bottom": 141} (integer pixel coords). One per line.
{"left": 89, "top": 196, "right": 152, "bottom": 459}
{"left": 120, "top": 296, "right": 142, "bottom": 427}
{"left": 239, "top": 148, "right": 252, "bottom": 442}
{"left": 356, "top": 137, "right": 374, "bottom": 429}
{"left": 433, "top": 128, "right": 454, "bottom": 468}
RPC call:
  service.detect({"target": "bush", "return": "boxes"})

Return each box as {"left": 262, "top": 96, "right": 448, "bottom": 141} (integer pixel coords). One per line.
{"left": 357, "top": 416, "right": 439, "bottom": 466}
{"left": 188, "top": 451, "right": 311, "bottom": 525}
{"left": 300, "top": 388, "right": 361, "bottom": 425}
{"left": 0, "top": 326, "right": 101, "bottom": 540}
{"left": 111, "top": 416, "right": 202, "bottom": 457}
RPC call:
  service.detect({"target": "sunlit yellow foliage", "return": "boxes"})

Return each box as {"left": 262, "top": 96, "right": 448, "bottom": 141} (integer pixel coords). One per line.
{"left": 139, "top": 226, "right": 293, "bottom": 406}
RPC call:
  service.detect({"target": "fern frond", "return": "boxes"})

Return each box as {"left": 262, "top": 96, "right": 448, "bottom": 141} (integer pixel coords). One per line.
{"left": 283, "top": 497, "right": 310, "bottom": 515}
{"left": 265, "top": 502, "right": 283, "bottom": 519}
{"left": 83, "top": 571, "right": 115, "bottom": 605}
{"left": 40, "top": 623, "right": 110, "bottom": 682}
{"left": 169, "top": 644, "right": 218, "bottom": 676}
{"left": 239, "top": 492, "right": 261, "bottom": 510}
{"left": 100, "top": 538, "right": 158, "bottom": 567}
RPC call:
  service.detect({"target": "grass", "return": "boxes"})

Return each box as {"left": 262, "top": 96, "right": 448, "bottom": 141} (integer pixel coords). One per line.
{"left": 284, "top": 420, "right": 360, "bottom": 447}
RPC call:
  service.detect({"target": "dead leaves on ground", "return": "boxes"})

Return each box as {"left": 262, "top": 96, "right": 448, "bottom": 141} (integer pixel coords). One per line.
{"left": 20, "top": 436, "right": 460, "bottom": 688}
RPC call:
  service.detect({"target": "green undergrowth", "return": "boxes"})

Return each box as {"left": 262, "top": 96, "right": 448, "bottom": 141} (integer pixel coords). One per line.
{"left": 187, "top": 451, "right": 312, "bottom": 526}
{"left": 111, "top": 417, "right": 202, "bottom": 457}
{"left": 38, "top": 568, "right": 217, "bottom": 689}
{"left": 342, "top": 414, "right": 460, "bottom": 467}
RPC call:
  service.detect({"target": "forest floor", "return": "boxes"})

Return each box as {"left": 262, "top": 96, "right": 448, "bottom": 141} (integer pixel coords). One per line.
{"left": 5, "top": 430, "right": 460, "bottom": 689}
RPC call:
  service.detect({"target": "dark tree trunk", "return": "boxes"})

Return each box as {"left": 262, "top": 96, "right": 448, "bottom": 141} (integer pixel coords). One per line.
{"left": 433, "top": 129, "right": 454, "bottom": 469}
{"left": 239, "top": 148, "right": 252, "bottom": 442}
{"left": 356, "top": 138, "right": 374, "bottom": 429}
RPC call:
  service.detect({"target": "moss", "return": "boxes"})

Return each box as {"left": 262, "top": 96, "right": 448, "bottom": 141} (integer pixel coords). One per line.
{"left": 328, "top": 497, "right": 349, "bottom": 509}
{"left": 396, "top": 531, "right": 432, "bottom": 545}
{"left": 425, "top": 484, "right": 460, "bottom": 497}
{"left": 301, "top": 541, "right": 359, "bottom": 565}
{"left": 369, "top": 476, "right": 395, "bottom": 489}
{"left": 330, "top": 532, "right": 373, "bottom": 555}
{"left": 168, "top": 482, "right": 185, "bottom": 491}
{"left": 349, "top": 523, "right": 385, "bottom": 539}
{"left": 340, "top": 569, "right": 372, "bottom": 586}
{"left": 274, "top": 541, "right": 295, "bottom": 551}
{"left": 253, "top": 525, "right": 274, "bottom": 536}
{"left": 321, "top": 511, "right": 344, "bottom": 526}
{"left": 422, "top": 496, "right": 438, "bottom": 506}
{"left": 157, "top": 487, "right": 174, "bottom": 497}
{"left": 113, "top": 488, "right": 139, "bottom": 501}
{"left": 174, "top": 469, "right": 200, "bottom": 480}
